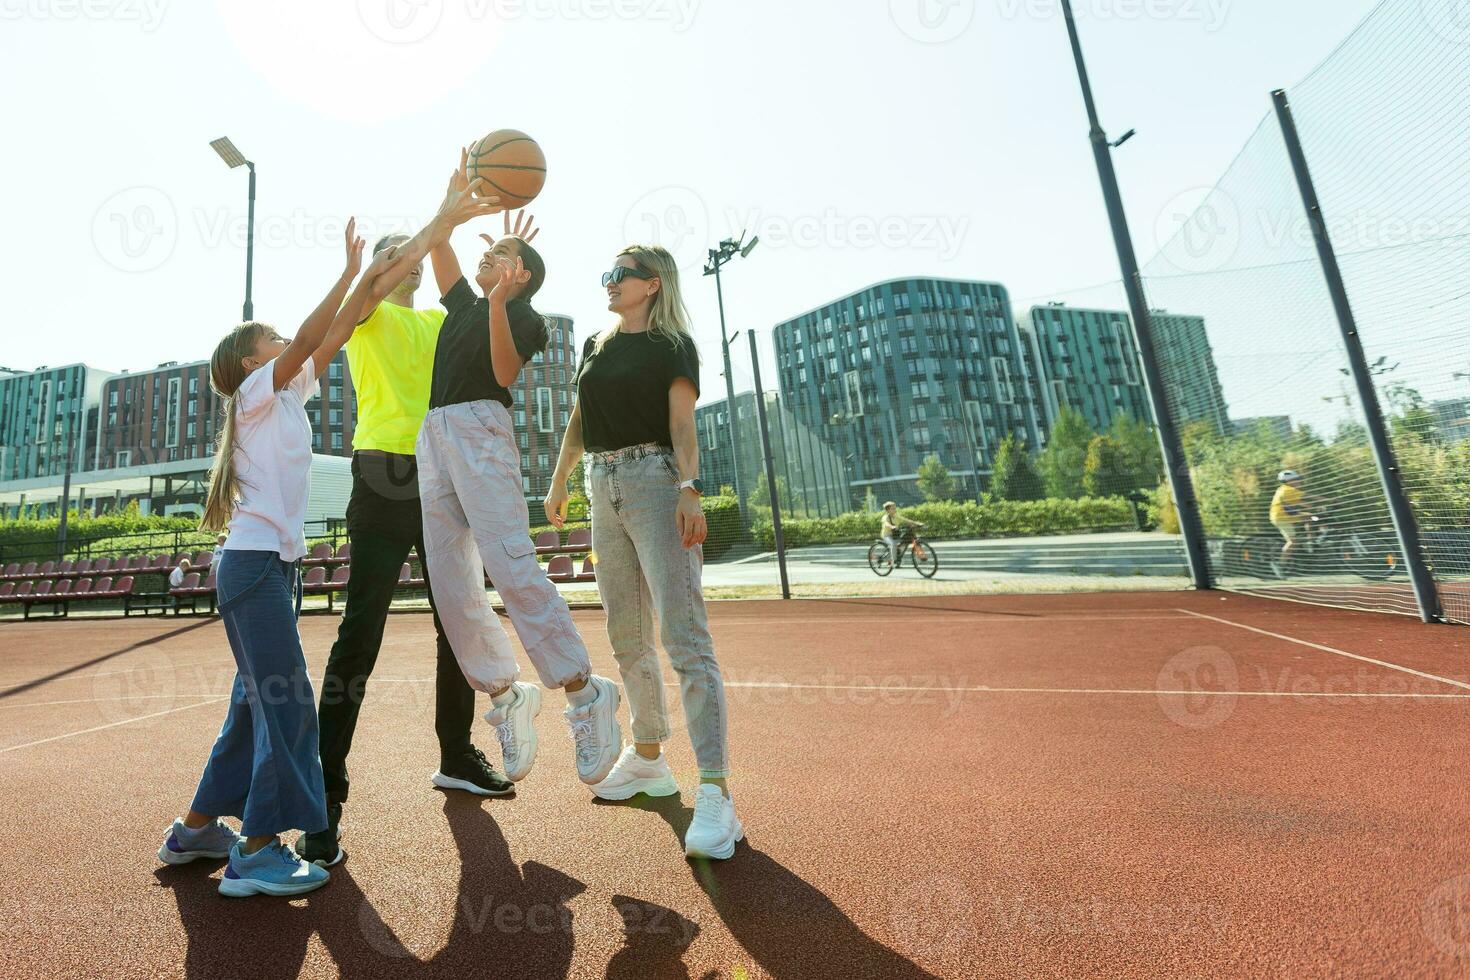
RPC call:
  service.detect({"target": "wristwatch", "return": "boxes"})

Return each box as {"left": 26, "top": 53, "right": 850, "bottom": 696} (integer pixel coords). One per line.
{"left": 679, "top": 478, "right": 705, "bottom": 496}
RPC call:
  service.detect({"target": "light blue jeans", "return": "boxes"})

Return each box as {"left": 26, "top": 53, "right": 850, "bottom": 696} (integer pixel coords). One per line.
{"left": 190, "top": 550, "right": 328, "bottom": 836}
{"left": 588, "top": 444, "right": 730, "bottom": 779}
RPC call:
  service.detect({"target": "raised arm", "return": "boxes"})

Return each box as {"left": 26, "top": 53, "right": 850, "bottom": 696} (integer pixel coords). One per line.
{"left": 310, "top": 245, "right": 406, "bottom": 376}
{"left": 544, "top": 398, "right": 586, "bottom": 528}
{"left": 479, "top": 254, "right": 529, "bottom": 389}
{"left": 427, "top": 146, "right": 507, "bottom": 300}
{"left": 669, "top": 377, "right": 706, "bottom": 548}
{"left": 273, "top": 219, "right": 364, "bottom": 391}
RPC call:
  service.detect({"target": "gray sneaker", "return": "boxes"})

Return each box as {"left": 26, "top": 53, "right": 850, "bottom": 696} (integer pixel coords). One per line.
{"left": 219, "top": 840, "right": 330, "bottom": 898}
{"left": 158, "top": 818, "right": 241, "bottom": 865}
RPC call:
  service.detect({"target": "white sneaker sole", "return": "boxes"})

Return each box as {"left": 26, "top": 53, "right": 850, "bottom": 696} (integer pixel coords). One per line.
{"left": 486, "top": 684, "right": 542, "bottom": 782}
{"left": 684, "top": 818, "right": 745, "bottom": 861}
{"left": 591, "top": 771, "right": 680, "bottom": 801}
{"left": 431, "top": 770, "right": 516, "bottom": 797}
{"left": 576, "top": 678, "right": 623, "bottom": 786}
{"left": 158, "top": 843, "right": 232, "bottom": 865}
{"left": 218, "top": 874, "right": 330, "bottom": 898}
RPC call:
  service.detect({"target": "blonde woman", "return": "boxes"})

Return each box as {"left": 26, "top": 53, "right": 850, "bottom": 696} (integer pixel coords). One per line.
{"left": 544, "top": 245, "right": 741, "bottom": 860}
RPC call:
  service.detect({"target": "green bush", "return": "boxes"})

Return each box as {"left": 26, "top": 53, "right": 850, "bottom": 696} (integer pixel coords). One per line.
{"left": 0, "top": 510, "right": 202, "bottom": 561}
{"left": 527, "top": 494, "right": 743, "bottom": 561}
{"left": 750, "top": 496, "right": 1136, "bottom": 550}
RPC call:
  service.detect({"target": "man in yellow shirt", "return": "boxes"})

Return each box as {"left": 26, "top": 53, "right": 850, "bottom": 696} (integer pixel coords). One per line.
{"left": 1269, "top": 469, "right": 1315, "bottom": 572}
{"left": 299, "top": 218, "right": 524, "bottom": 866}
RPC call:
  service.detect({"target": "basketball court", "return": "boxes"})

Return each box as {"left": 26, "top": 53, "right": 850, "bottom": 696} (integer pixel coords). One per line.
{"left": 3, "top": 591, "right": 1469, "bottom": 977}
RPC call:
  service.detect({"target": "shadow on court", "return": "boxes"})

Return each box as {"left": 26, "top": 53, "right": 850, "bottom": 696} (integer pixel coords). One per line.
{"left": 0, "top": 619, "right": 215, "bottom": 701}
{"left": 599, "top": 794, "right": 938, "bottom": 979}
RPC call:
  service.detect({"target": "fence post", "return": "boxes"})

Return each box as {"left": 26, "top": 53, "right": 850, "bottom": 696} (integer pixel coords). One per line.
{"left": 1271, "top": 88, "right": 1442, "bottom": 623}
{"left": 748, "top": 332, "right": 791, "bottom": 599}
{"left": 1061, "top": 1, "right": 1214, "bottom": 590}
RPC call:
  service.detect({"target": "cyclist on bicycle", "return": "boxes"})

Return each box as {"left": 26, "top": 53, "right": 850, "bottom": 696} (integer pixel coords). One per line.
{"left": 1269, "top": 470, "right": 1317, "bottom": 570}
{"left": 881, "top": 501, "right": 924, "bottom": 566}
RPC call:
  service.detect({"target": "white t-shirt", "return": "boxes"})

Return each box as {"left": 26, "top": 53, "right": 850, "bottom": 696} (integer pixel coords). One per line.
{"left": 168, "top": 566, "right": 187, "bottom": 588}
{"left": 223, "top": 357, "right": 319, "bottom": 561}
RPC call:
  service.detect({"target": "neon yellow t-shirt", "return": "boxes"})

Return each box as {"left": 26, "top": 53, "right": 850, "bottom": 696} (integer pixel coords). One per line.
{"left": 345, "top": 301, "right": 446, "bottom": 455}
{"left": 1270, "top": 484, "right": 1305, "bottom": 524}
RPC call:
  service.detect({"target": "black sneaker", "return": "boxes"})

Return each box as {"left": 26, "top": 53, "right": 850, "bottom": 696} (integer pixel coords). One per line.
{"left": 293, "top": 803, "right": 344, "bottom": 867}
{"left": 432, "top": 745, "right": 515, "bottom": 797}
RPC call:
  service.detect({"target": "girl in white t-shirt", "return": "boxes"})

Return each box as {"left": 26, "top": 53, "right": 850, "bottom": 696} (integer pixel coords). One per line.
{"left": 156, "top": 220, "right": 415, "bottom": 897}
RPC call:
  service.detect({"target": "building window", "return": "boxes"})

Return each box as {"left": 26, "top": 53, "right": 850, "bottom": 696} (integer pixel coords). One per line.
{"left": 843, "top": 371, "right": 864, "bottom": 417}
{"left": 537, "top": 453, "right": 549, "bottom": 470}
{"left": 1051, "top": 380, "right": 1068, "bottom": 413}
{"left": 992, "top": 358, "right": 1014, "bottom": 405}
{"left": 1112, "top": 321, "right": 1140, "bottom": 386}
{"left": 165, "top": 377, "right": 182, "bottom": 448}
{"left": 332, "top": 432, "right": 343, "bottom": 450}
{"left": 536, "top": 387, "right": 554, "bottom": 433}
{"left": 115, "top": 450, "right": 131, "bottom": 467}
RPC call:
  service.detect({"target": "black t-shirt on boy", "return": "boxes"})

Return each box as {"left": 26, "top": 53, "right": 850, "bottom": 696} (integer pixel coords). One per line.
{"left": 429, "top": 277, "right": 546, "bottom": 409}
{"left": 575, "top": 330, "right": 700, "bottom": 452}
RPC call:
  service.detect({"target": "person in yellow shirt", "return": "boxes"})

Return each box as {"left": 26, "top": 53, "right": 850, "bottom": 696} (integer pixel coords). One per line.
{"left": 1269, "top": 469, "right": 1315, "bottom": 571}
{"left": 297, "top": 206, "right": 535, "bottom": 867}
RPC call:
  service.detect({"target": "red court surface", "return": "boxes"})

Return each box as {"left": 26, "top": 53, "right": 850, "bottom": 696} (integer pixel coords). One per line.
{"left": 4, "top": 591, "right": 1470, "bottom": 978}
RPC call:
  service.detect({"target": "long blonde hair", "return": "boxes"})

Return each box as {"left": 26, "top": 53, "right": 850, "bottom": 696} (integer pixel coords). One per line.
{"left": 595, "top": 244, "right": 698, "bottom": 360}
{"left": 200, "top": 322, "right": 269, "bottom": 532}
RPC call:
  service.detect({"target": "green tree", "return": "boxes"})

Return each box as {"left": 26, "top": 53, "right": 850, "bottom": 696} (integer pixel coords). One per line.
{"left": 1082, "top": 435, "right": 1125, "bottom": 497}
{"left": 916, "top": 454, "right": 957, "bottom": 502}
{"left": 1100, "top": 413, "right": 1164, "bottom": 495}
{"left": 1038, "top": 407, "right": 1095, "bottom": 499}
{"left": 990, "top": 435, "right": 1045, "bottom": 501}
{"left": 747, "top": 475, "right": 789, "bottom": 510}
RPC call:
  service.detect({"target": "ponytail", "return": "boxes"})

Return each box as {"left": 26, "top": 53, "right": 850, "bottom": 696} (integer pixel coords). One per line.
{"left": 200, "top": 322, "right": 269, "bottom": 533}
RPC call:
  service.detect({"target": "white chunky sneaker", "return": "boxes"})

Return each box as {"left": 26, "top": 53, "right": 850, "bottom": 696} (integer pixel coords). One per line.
{"left": 484, "top": 681, "right": 542, "bottom": 782}
{"left": 683, "top": 784, "right": 743, "bottom": 860}
{"left": 591, "top": 744, "right": 680, "bottom": 801}
{"left": 564, "top": 675, "right": 622, "bottom": 785}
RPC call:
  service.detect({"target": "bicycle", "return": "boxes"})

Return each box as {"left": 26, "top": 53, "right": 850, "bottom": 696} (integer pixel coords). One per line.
{"left": 867, "top": 525, "right": 940, "bottom": 579}
{"left": 1266, "top": 514, "right": 1400, "bottom": 581}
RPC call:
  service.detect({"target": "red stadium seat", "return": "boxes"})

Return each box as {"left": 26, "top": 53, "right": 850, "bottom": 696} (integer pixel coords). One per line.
{"left": 52, "top": 579, "right": 73, "bottom": 596}
{"left": 71, "top": 578, "right": 93, "bottom": 595}
{"left": 330, "top": 566, "right": 351, "bottom": 587}
{"left": 92, "top": 577, "right": 112, "bottom": 594}
{"left": 92, "top": 557, "right": 112, "bottom": 573}
{"left": 2, "top": 563, "right": 18, "bottom": 579}
{"left": 73, "top": 558, "right": 93, "bottom": 575}
{"left": 302, "top": 566, "right": 327, "bottom": 588}
{"left": 335, "top": 542, "right": 352, "bottom": 561}
{"left": 566, "top": 529, "right": 591, "bottom": 551}
{"left": 57, "top": 560, "right": 75, "bottom": 575}
{"left": 172, "top": 572, "right": 201, "bottom": 593}
{"left": 547, "top": 556, "right": 574, "bottom": 582}
{"left": 171, "top": 551, "right": 191, "bottom": 566}
{"left": 0, "top": 582, "right": 13, "bottom": 599}
{"left": 38, "top": 561, "right": 56, "bottom": 577}
{"left": 535, "top": 530, "right": 561, "bottom": 552}
{"left": 15, "top": 581, "right": 34, "bottom": 598}
{"left": 193, "top": 551, "right": 213, "bottom": 566}
{"left": 305, "top": 543, "right": 334, "bottom": 566}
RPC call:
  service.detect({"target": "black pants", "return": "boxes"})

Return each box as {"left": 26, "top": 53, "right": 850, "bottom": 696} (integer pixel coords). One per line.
{"left": 318, "top": 452, "right": 476, "bottom": 808}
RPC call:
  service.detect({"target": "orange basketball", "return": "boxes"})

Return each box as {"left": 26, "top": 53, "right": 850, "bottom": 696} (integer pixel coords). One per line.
{"left": 466, "top": 129, "right": 547, "bottom": 209}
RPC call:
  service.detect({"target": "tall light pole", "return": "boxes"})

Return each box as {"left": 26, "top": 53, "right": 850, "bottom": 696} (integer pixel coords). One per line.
{"left": 210, "top": 137, "right": 257, "bottom": 321}
{"left": 1060, "top": 0, "right": 1212, "bottom": 591}
{"left": 703, "top": 232, "right": 759, "bottom": 521}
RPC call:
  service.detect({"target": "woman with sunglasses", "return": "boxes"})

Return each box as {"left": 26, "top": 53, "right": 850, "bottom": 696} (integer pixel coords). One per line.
{"left": 544, "top": 245, "right": 741, "bottom": 860}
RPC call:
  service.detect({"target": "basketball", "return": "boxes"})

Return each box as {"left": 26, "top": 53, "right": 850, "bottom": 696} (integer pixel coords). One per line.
{"left": 466, "top": 129, "right": 547, "bottom": 209}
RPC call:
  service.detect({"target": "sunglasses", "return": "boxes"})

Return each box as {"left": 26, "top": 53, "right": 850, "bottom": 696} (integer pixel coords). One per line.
{"left": 602, "top": 265, "right": 656, "bottom": 287}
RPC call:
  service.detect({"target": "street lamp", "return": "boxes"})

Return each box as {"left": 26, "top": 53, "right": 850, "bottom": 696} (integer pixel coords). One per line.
{"left": 703, "top": 231, "right": 759, "bottom": 520}
{"left": 210, "top": 136, "right": 257, "bottom": 321}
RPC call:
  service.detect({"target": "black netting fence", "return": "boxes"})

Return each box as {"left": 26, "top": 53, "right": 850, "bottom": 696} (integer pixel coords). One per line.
{"left": 1142, "top": 0, "right": 1470, "bottom": 623}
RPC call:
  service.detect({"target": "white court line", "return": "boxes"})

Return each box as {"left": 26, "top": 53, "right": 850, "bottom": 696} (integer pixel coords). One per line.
{"left": 0, "top": 658, "right": 231, "bottom": 693}
{"left": 709, "top": 613, "right": 1191, "bottom": 626}
{"left": 361, "top": 676, "right": 1470, "bottom": 699}
{"left": 1177, "top": 608, "right": 1470, "bottom": 692}
{"left": 0, "top": 693, "right": 230, "bottom": 710}
{"left": 0, "top": 698, "right": 227, "bottom": 754}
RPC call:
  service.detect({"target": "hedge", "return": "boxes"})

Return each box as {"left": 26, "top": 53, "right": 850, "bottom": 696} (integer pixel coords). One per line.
{"left": 749, "top": 496, "right": 1137, "bottom": 550}
{"left": 526, "top": 494, "right": 743, "bottom": 561}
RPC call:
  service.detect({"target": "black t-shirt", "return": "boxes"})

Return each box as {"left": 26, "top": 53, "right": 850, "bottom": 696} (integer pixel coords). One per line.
{"left": 429, "top": 277, "right": 546, "bottom": 409}
{"left": 575, "top": 331, "right": 700, "bottom": 452}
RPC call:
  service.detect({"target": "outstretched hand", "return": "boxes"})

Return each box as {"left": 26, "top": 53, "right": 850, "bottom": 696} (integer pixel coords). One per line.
{"left": 476, "top": 243, "right": 523, "bottom": 298}
{"left": 437, "top": 146, "right": 505, "bottom": 229}
{"left": 504, "top": 208, "right": 540, "bottom": 244}
{"left": 342, "top": 217, "right": 365, "bottom": 280}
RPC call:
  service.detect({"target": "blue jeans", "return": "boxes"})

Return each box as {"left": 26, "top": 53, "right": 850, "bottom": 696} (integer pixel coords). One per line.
{"left": 190, "top": 550, "right": 328, "bottom": 836}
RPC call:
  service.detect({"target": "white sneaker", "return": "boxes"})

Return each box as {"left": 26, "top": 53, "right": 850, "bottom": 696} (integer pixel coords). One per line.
{"left": 484, "top": 681, "right": 542, "bottom": 782}
{"left": 683, "top": 784, "right": 743, "bottom": 860}
{"left": 592, "top": 744, "right": 679, "bottom": 801}
{"left": 564, "top": 675, "right": 622, "bottom": 785}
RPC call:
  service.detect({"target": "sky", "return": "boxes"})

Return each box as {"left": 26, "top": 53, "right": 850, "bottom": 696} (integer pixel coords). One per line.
{"left": 1, "top": 0, "right": 1385, "bottom": 403}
